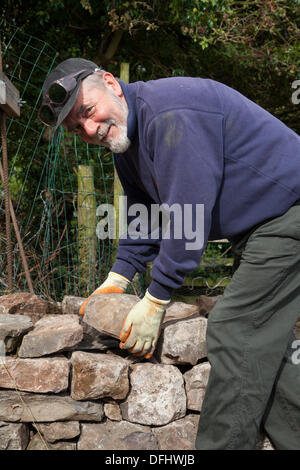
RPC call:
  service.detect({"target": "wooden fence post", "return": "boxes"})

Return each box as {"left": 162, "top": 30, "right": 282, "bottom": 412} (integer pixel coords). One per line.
{"left": 78, "top": 165, "right": 97, "bottom": 295}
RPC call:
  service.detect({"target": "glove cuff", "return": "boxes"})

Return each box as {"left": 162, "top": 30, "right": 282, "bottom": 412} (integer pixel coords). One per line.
{"left": 105, "top": 271, "right": 131, "bottom": 291}
{"left": 145, "top": 289, "right": 171, "bottom": 306}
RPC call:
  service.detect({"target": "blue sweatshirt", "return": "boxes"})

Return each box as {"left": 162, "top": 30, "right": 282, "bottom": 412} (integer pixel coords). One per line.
{"left": 111, "top": 77, "right": 300, "bottom": 300}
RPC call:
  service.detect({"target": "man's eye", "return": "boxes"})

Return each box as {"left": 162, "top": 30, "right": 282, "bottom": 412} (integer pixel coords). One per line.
{"left": 85, "top": 106, "right": 94, "bottom": 116}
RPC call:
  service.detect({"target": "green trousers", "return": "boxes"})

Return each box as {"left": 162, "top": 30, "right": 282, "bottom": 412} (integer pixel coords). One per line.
{"left": 195, "top": 204, "right": 300, "bottom": 450}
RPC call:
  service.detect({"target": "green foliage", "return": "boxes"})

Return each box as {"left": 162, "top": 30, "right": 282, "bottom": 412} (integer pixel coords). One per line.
{"left": 1, "top": 0, "right": 300, "bottom": 297}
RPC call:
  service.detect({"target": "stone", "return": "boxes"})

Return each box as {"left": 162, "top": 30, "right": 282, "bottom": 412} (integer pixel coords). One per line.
{"left": 0, "top": 314, "right": 33, "bottom": 353}
{"left": 18, "top": 314, "right": 83, "bottom": 357}
{"left": 183, "top": 362, "right": 211, "bottom": 411}
{"left": 152, "top": 414, "right": 200, "bottom": 450}
{"left": 61, "top": 295, "right": 85, "bottom": 315}
{"left": 156, "top": 316, "right": 207, "bottom": 365}
{"left": 104, "top": 402, "right": 122, "bottom": 421}
{"left": 0, "top": 357, "right": 70, "bottom": 393}
{"left": 255, "top": 434, "right": 275, "bottom": 450}
{"left": 0, "top": 390, "right": 104, "bottom": 422}
{"left": 0, "top": 421, "right": 29, "bottom": 450}
{"left": 195, "top": 295, "right": 222, "bottom": 317}
{"left": 38, "top": 421, "right": 80, "bottom": 443}
{"left": 78, "top": 420, "right": 158, "bottom": 450}
{"left": 164, "top": 302, "right": 199, "bottom": 323}
{"left": 0, "top": 292, "right": 61, "bottom": 323}
{"left": 70, "top": 351, "right": 129, "bottom": 400}
{"left": 76, "top": 322, "right": 119, "bottom": 351}
{"left": 120, "top": 363, "right": 186, "bottom": 426}
{"left": 82, "top": 294, "right": 201, "bottom": 340}
{"left": 82, "top": 294, "right": 138, "bottom": 339}
{"left": 27, "top": 433, "right": 76, "bottom": 450}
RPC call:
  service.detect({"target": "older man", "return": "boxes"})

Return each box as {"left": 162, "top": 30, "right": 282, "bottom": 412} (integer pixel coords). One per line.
{"left": 39, "top": 58, "right": 300, "bottom": 450}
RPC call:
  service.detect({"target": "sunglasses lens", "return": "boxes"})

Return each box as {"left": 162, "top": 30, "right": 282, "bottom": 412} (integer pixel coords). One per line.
{"left": 48, "top": 83, "right": 68, "bottom": 104}
{"left": 39, "top": 105, "right": 56, "bottom": 126}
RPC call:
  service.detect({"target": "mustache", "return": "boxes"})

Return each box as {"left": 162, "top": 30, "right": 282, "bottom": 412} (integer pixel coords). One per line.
{"left": 96, "top": 119, "right": 116, "bottom": 141}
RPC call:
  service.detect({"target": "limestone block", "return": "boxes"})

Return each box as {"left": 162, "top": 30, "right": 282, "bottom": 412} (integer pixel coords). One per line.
{"left": 71, "top": 351, "right": 129, "bottom": 400}
{"left": 120, "top": 363, "right": 186, "bottom": 426}
{"left": 183, "top": 362, "right": 211, "bottom": 411}
{"left": 0, "top": 356, "right": 70, "bottom": 393}
{"left": 18, "top": 314, "right": 83, "bottom": 357}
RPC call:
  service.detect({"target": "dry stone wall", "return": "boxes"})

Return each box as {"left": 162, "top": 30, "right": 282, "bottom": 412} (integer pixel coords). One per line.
{"left": 0, "top": 292, "right": 275, "bottom": 450}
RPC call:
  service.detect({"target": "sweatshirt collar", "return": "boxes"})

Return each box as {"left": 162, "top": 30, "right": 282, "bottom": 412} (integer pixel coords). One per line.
{"left": 119, "top": 80, "right": 137, "bottom": 142}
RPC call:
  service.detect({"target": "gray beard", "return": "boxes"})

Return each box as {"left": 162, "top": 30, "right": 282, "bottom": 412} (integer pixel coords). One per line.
{"left": 105, "top": 123, "right": 131, "bottom": 153}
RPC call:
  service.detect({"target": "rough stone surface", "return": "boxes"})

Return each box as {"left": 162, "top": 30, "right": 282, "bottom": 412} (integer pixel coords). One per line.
{"left": 255, "top": 434, "right": 275, "bottom": 450}
{"left": 156, "top": 316, "right": 207, "bottom": 365}
{"left": 0, "top": 292, "right": 61, "bottom": 323}
{"left": 83, "top": 294, "right": 201, "bottom": 340}
{"left": 195, "top": 295, "right": 222, "bottom": 317}
{"left": 38, "top": 421, "right": 80, "bottom": 443}
{"left": 27, "top": 433, "right": 77, "bottom": 450}
{"left": 82, "top": 294, "right": 138, "bottom": 339}
{"left": 0, "top": 421, "right": 29, "bottom": 450}
{"left": 18, "top": 314, "right": 83, "bottom": 357}
{"left": 164, "top": 302, "right": 199, "bottom": 323}
{"left": 77, "top": 420, "right": 158, "bottom": 450}
{"left": 120, "top": 363, "right": 186, "bottom": 426}
{"left": 61, "top": 295, "right": 85, "bottom": 315}
{"left": 104, "top": 402, "right": 122, "bottom": 421}
{"left": 152, "top": 414, "right": 200, "bottom": 450}
{"left": 0, "top": 390, "right": 104, "bottom": 422}
{"left": 0, "top": 356, "right": 69, "bottom": 393}
{"left": 0, "top": 314, "right": 33, "bottom": 353}
{"left": 76, "top": 322, "right": 119, "bottom": 351}
{"left": 71, "top": 351, "right": 129, "bottom": 400}
{"left": 184, "top": 362, "right": 211, "bottom": 411}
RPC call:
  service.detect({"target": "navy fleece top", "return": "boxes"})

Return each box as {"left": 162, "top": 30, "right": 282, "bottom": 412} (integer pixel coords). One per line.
{"left": 111, "top": 77, "right": 300, "bottom": 299}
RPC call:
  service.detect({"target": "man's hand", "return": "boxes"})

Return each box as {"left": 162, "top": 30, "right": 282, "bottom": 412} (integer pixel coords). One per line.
{"left": 119, "top": 290, "right": 170, "bottom": 359}
{"left": 79, "top": 272, "right": 130, "bottom": 315}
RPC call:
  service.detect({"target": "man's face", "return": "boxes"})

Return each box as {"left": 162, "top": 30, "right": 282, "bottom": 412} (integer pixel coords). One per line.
{"left": 63, "top": 73, "right": 131, "bottom": 153}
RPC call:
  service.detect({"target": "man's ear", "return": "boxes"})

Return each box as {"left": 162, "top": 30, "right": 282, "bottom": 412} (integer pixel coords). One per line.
{"left": 102, "top": 72, "right": 123, "bottom": 98}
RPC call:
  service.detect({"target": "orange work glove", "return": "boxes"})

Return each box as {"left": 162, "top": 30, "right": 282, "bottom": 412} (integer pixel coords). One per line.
{"left": 79, "top": 272, "right": 130, "bottom": 315}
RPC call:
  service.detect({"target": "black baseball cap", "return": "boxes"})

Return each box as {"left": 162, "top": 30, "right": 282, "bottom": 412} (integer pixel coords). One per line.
{"left": 40, "top": 58, "right": 101, "bottom": 128}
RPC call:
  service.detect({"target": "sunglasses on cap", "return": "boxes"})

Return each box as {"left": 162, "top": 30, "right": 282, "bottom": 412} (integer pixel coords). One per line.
{"left": 38, "top": 69, "right": 94, "bottom": 127}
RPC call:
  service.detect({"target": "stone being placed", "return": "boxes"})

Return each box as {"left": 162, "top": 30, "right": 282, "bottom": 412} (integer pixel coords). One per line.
{"left": 152, "top": 414, "right": 200, "bottom": 450}
{"left": 0, "top": 357, "right": 70, "bottom": 393}
{"left": 156, "top": 316, "right": 207, "bottom": 365}
{"left": 70, "top": 351, "right": 129, "bottom": 400}
{"left": 0, "top": 314, "right": 33, "bottom": 353}
{"left": 183, "top": 362, "right": 211, "bottom": 411}
{"left": 0, "top": 421, "right": 29, "bottom": 450}
{"left": 0, "top": 292, "right": 61, "bottom": 323}
{"left": 0, "top": 391, "right": 104, "bottom": 422}
{"left": 18, "top": 314, "right": 83, "bottom": 357}
{"left": 82, "top": 294, "right": 200, "bottom": 340}
{"left": 120, "top": 363, "right": 186, "bottom": 426}
{"left": 77, "top": 420, "right": 158, "bottom": 450}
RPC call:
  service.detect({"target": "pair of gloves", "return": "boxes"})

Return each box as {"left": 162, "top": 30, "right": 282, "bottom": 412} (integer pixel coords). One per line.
{"left": 79, "top": 272, "right": 170, "bottom": 359}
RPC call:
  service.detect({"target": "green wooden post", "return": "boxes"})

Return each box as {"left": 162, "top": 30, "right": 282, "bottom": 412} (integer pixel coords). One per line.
{"left": 78, "top": 165, "right": 97, "bottom": 295}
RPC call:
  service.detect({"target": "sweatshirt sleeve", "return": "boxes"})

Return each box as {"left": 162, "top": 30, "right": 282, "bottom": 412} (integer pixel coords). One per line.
{"left": 111, "top": 154, "right": 162, "bottom": 281}
{"left": 145, "top": 107, "right": 224, "bottom": 299}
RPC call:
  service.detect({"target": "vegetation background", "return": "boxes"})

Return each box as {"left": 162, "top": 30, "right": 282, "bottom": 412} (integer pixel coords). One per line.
{"left": 0, "top": 0, "right": 300, "bottom": 300}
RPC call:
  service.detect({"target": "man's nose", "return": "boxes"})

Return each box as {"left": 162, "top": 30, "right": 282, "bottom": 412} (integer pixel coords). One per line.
{"left": 82, "top": 119, "right": 98, "bottom": 136}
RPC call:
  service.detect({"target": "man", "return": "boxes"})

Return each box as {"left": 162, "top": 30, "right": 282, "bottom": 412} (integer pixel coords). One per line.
{"left": 39, "top": 57, "right": 300, "bottom": 450}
